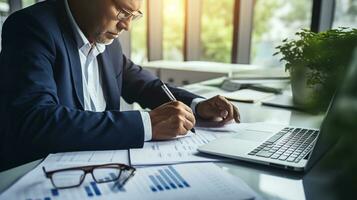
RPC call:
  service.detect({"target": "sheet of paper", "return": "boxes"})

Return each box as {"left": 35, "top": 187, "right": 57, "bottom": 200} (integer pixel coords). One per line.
{"left": 0, "top": 162, "right": 258, "bottom": 200}
{"left": 195, "top": 122, "right": 242, "bottom": 132}
{"left": 130, "top": 130, "right": 233, "bottom": 165}
{"left": 43, "top": 150, "right": 130, "bottom": 167}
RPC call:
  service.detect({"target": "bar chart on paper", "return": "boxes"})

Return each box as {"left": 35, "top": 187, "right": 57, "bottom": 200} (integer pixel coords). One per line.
{"left": 145, "top": 165, "right": 190, "bottom": 192}
{"left": 0, "top": 163, "right": 256, "bottom": 200}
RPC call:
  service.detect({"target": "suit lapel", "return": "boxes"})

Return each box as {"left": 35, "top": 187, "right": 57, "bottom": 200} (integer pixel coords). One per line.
{"left": 63, "top": 34, "right": 84, "bottom": 109}
{"left": 56, "top": 0, "right": 84, "bottom": 109}
{"left": 98, "top": 50, "right": 121, "bottom": 110}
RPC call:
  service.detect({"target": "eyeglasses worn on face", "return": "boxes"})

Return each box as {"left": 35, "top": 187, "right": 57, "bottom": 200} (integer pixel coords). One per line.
{"left": 116, "top": 6, "right": 143, "bottom": 21}
{"left": 42, "top": 163, "right": 136, "bottom": 189}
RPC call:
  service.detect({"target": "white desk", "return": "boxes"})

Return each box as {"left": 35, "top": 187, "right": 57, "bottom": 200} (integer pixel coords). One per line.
{"left": 142, "top": 61, "right": 288, "bottom": 86}
{"left": 0, "top": 77, "right": 326, "bottom": 200}
{"left": 184, "top": 77, "right": 324, "bottom": 200}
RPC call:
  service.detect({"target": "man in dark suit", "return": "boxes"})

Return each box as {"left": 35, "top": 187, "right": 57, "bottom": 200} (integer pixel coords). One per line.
{"left": 0, "top": 0, "right": 240, "bottom": 170}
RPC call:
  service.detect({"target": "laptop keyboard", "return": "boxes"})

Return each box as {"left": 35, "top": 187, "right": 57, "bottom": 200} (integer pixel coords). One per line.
{"left": 248, "top": 127, "right": 319, "bottom": 163}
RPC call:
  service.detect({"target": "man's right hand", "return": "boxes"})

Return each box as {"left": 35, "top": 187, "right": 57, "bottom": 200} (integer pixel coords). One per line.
{"left": 149, "top": 101, "right": 196, "bottom": 140}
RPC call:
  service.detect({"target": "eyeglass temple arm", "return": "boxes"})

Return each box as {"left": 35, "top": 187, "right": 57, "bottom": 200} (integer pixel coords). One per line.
{"left": 42, "top": 166, "right": 50, "bottom": 178}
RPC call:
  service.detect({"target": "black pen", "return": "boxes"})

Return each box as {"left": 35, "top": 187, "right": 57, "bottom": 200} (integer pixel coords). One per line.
{"left": 160, "top": 81, "right": 196, "bottom": 134}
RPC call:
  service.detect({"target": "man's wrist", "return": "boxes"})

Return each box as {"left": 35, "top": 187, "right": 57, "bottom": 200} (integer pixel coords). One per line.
{"left": 139, "top": 111, "right": 152, "bottom": 141}
{"left": 190, "top": 98, "right": 205, "bottom": 118}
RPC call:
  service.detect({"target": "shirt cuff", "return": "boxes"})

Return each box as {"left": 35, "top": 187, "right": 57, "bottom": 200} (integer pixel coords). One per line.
{"left": 139, "top": 111, "right": 152, "bottom": 141}
{"left": 190, "top": 98, "right": 206, "bottom": 115}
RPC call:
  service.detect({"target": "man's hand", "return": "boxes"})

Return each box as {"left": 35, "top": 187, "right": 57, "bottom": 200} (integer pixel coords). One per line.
{"left": 196, "top": 95, "right": 240, "bottom": 124}
{"left": 149, "top": 101, "right": 196, "bottom": 140}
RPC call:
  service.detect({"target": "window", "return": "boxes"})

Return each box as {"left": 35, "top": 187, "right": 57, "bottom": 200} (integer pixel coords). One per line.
{"left": 22, "top": 0, "right": 36, "bottom": 8}
{"left": 0, "top": 0, "right": 10, "bottom": 16}
{"left": 0, "top": 0, "right": 9, "bottom": 16}
{"left": 200, "top": 0, "right": 234, "bottom": 63}
{"left": 130, "top": 0, "right": 147, "bottom": 64}
{"left": 163, "top": 0, "right": 184, "bottom": 61}
{"left": 333, "top": 0, "right": 357, "bottom": 28}
{"left": 0, "top": 0, "right": 9, "bottom": 50}
{"left": 251, "top": 0, "right": 313, "bottom": 67}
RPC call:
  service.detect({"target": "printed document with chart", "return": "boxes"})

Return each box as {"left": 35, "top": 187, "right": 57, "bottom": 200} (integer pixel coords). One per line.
{"left": 0, "top": 156, "right": 258, "bottom": 200}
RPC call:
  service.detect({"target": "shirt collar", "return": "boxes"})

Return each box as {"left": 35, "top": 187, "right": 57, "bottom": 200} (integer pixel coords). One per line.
{"left": 64, "top": 0, "right": 106, "bottom": 56}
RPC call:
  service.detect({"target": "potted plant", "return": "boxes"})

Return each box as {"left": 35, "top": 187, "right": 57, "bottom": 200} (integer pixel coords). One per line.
{"left": 274, "top": 28, "right": 357, "bottom": 112}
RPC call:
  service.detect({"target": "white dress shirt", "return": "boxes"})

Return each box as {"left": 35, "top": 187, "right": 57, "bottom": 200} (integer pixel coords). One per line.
{"left": 64, "top": 0, "right": 204, "bottom": 142}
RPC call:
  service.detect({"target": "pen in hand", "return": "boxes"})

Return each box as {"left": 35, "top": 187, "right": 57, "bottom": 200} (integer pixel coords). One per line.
{"left": 160, "top": 81, "right": 196, "bottom": 134}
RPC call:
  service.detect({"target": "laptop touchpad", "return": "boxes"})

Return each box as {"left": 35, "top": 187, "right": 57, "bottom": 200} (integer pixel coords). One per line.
{"left": 233, "top": 129, "right": 273, "bottom": 142}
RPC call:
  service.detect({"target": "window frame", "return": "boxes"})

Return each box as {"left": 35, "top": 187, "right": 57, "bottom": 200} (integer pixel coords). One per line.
{"left": 311, "top": 0, "right": 335, "bottom": 32}
{"left": 232, "top": 0, "right": 254, "bottom": 64}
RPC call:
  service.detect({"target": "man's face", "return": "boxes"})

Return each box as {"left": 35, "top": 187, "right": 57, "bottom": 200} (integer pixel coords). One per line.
{"left": 90, "top": 0, "right": 142, "bottom": 44}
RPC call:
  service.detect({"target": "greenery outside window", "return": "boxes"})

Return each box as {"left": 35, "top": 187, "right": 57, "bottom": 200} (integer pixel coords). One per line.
{"left": 163, "top": 0, "right": 184, "bottom": 61}
{"left": 333, "top": 0, "right": 357, "bottom": 28}
{"left": 22, "top": 0, "right": 36, "bottom": 8}
{"left": 251, "top": 0, "right": 312, "bottom": 68}
{"left": 200, "top": 0, "right": 234, "bottom": 63}
{"left": 130, "top": 0, "right": 147, "bottom": 64}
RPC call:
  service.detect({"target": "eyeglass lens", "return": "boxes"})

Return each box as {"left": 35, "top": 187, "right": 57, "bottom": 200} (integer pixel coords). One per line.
{"left": 51, "top": 170, "right": 85, "bottom": 188}
{"left": 117, "top": 11, "right": 130, "bottom": 20}
{"left": 117, "top": 10, "right": 142, "bottom": 21}
{"left": 92, "top": 167, "right": 121, "bottom": 183}
{"left": 50, "top": 166, "right": 134, "bottom": 189}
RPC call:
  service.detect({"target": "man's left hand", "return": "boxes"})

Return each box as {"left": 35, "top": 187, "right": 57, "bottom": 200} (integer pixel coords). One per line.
{"left": 196, "top": 95, "right": 240, "bottom": 124}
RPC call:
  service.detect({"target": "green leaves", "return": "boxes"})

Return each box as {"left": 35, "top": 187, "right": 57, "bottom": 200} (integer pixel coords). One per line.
{"left": 275, "top": 28, "right": 357, "bottom": 112}
{"left": 274, "top": 28, "right": 357, "bottom": 86}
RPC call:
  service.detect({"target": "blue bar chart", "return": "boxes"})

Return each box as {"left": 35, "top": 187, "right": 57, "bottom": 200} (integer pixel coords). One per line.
{"left": 83, "top": 181, "right": 103, "bottom": 197}
{"left": 26, "top": 189, "right": 58, "bottom": 200}
{"left": 147, "top": 165, "right": 190, "bottom": 192}
{"left": 83, "top": 181, "right": 127, "bottom": 197}
{"left": 50, "top": 189, "right": 59, "bottom": 197}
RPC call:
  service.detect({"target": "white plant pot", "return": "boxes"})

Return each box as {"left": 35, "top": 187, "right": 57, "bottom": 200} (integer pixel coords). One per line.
{"left": 290, "top": 67, "right": 320, "bottom": 108}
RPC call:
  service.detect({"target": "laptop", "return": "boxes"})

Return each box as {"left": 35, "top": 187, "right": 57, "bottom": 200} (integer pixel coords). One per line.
{"left": 198, "top": 73, "right": 352, "bottom": 172}
{"left": 198, "top": 122, "right": 322, "bottom": 171}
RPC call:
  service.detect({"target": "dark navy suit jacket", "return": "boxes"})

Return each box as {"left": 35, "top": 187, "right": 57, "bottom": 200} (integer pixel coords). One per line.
{"left": 0, "top": 0, "right": 199, "bottom": 170}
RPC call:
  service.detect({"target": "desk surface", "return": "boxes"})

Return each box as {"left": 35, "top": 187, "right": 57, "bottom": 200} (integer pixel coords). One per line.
{"left": 0, "top": 77, "right": 326, "bottom": 200}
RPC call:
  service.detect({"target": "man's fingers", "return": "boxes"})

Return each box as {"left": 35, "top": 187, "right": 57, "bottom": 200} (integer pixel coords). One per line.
{"left": 171, "top": 101, "right": 195, "bottom": 120}
{"left": 175, "top": 102, "right": 195, "bottom": 124}
{"left": 171, "top": 108, "right": 195, "bottom": 135}
{"left": 151, "top": 100, "right": 196, "bottom": 140}
{"left": 184, "top": 111, "right": 196, "bottom": 125}
{"left": 206, "top": 104, "right": 223, "bottom": 118}
{"left": 215, "top": 97, "right": 234, "bottom": 123}
{"left": 233, "top": 105, "right": 241, "bottom": 123}
{"left": 172, "top": 101, "right": 193, "bottom": 114}
{"left": 220, "top": 110, "right": 229, "bottom": 119}
{"left": 179, "top": 118, "right": 194, "bottom": 135}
